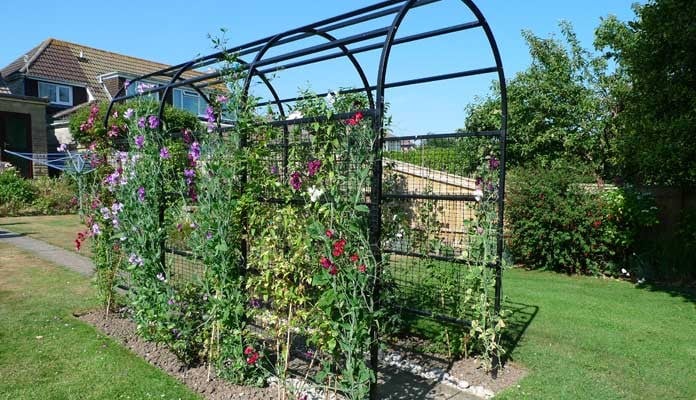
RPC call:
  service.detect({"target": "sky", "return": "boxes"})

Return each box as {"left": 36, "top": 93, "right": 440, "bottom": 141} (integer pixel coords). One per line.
{"left": 0, "top": 0, "right": 641, "bottom": 136}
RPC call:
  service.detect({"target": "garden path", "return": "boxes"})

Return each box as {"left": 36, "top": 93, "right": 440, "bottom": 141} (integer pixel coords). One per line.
{"left": 0, "top": 228, "right": 94, "bottom": 276}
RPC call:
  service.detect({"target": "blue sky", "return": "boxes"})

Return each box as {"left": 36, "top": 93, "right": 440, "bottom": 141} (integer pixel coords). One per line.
{"left": 0, "top": 1, "right": 640, "bottom": 135}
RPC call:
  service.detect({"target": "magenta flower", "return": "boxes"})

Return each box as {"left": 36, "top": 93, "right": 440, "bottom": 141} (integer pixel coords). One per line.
{"left": 137, "top": 117, "right": 146, "bottom": 129}
{"left": 160, "top": 147, "right": 170, "bottom": 159}
{"left": 307, "top": 159, "right": 322, "bottom": 177}
{"left": 148, "top": 115, "right": 160, "bottom": 129}
{"left": 216, "top": 94, "right": 228, "bottom": 104}
{"left": 489, "top": 157, "right": 500, "bottom": 170}
{"left": 137, "top": 186, "right": 146, "bottom": 202}
{"left": 134, "top": 135, "right": 145, "bottom": 149}
{"left": 290, "top": 171, "right": 302, "bottom": 190}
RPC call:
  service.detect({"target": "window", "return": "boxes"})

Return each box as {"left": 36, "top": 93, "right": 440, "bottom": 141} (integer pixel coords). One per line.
{"left": 173, "top": 89, "right": 207, "bottom": 116}
{"left": 38, "top": 82, "right": 72, "bottom": 106}
{"left": 126, "top": 81, "right": 160, "bottom": 101}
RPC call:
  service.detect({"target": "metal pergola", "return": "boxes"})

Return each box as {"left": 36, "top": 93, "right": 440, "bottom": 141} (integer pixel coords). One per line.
{"left": 105, "top": 0, "right": 507, "bottom": 396}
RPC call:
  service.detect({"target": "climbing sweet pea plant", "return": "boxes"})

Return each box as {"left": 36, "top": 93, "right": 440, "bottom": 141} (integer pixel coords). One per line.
{"left": 84, "top": 53, "right": 505, "bottom": 398}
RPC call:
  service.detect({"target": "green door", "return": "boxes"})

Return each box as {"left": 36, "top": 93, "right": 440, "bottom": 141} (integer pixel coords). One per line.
{"left": 0, "top": 112, "right": 32, "bottom": 178}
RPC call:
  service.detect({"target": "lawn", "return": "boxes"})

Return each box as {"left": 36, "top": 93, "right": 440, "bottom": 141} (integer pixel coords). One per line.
{"left": 0, "top": 242, "right": 201, "bottom": 400}
{"left": 497, "top": 268, "right": 696, "bottom": 399}
{"left": 0, "top": 214, "right": 91, "bottom": 256}
{"left": 2, "top": 215, "right": 695, "bottom": 399}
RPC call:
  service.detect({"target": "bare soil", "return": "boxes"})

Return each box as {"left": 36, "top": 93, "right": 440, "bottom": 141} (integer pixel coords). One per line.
{"left": 79, "top": 310, "right": 525, "bottom": 399}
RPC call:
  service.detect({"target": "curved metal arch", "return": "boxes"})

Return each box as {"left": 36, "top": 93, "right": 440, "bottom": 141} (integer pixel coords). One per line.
{"left": 241, "top": 28, "right": 375, "bottom": 110}
{"left": 155, "top": 59, "right": 290, "bottom": 136}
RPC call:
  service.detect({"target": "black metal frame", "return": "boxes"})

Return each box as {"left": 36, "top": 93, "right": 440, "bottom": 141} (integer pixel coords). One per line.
{"left": 105, "top": 0, "right": 507, "bottom": 396}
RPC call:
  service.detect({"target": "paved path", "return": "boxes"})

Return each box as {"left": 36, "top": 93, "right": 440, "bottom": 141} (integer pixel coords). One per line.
{"left": 0, "top": 229, "right": 94, "bottom": 276}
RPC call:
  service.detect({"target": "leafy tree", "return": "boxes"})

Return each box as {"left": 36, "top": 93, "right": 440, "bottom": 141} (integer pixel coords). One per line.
{"left": 465, "top": 22, "right": 621, "bottom": 177}
{"left": 595, "top": 0, "right": 696, "bottom": 185}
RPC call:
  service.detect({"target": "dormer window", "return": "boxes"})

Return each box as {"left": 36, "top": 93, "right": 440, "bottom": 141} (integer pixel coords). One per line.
{"left": 38, "top": 82, "right": 72, "bottom": 106}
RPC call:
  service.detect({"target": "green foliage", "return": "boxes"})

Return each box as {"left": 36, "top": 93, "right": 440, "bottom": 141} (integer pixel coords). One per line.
{"left": 0, "top": 169, "right": 36, "bottom": 212}
{"left": 68, "top": 100, "right": 199, "bottom": 147}
{"left": 506, "top": 163, "right": 658, "bottom": 276}
{"left": 0, "top": 169, "right": 78, "bottom": 217}
{"left": 595, "top": 0, "right": 696, "bottom": 185}
{"left": 465, "top": 22, "right": 619, "bottom": 176}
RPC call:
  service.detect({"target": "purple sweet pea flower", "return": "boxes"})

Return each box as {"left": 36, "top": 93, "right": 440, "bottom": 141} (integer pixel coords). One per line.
{"left": 184, "top": 168, "right": 196, "bottom": 185}
{"left": 137, "top": 186, "right": 146, "bottom": 202}
{"left": 91, "top": 223, "right": 101, "bottom": 236}
{"left": 205, "top": 106, "right": 216, "bottom": 132}
{"left": 57, "top": 143, "right": 68, "bottom": 152}
{"left": 489, "top": 157, "right": 500, "bottom": 170}
{"left": 156, "top": 272, "right": 166, "bottom": 282}
{"left": 307, "top": 159, "right": 322, "bottom": 177}
{"left": 124, "top": 108, "right": 134, "bottom": 119}
{"left": 290, "top": 171, "right": 302, "bottom": 191}
{"left": 160, "top": 147, "right": 170, "bottom": 159}
{"left": 137, "top": 117, "right": 146, "bottom": 129}
{"left": 206, "top": 231, "right": 213, "bottom": 240}
{"left": 128, "top": 253, "right": 144, "bottom": 267}
{"left": 216, "top": 94, "right": 228, "bottom": 104}
{"left": 134, "top": 135, "right": 145, "bottom": 149}
{"left": 189, "top": 142, "right": 201, "bottom": 162}
{"left": 148, "top": 115, "right": 160, "bottom": 129}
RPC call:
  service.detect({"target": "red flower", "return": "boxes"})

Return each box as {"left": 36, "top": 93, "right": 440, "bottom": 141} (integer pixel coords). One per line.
{"left": 328, "top": 265, "right": 338, "bottom": 275}
{"left": 349, "top": 254, "right": 359, "bottom": 262}
{"left": 320, "top": 256, "right": 333, "bottom": 269}
{"left": 346, "top": 112, "right": 364, "bottom": 126}
{"left": 74, "top": 239, "right": 81, "bottom": 251}
{"left": 244, "top": 346, "right": 254, "bottom": 355}
{"left": 332, "top": 239, "right": 347, "bottom": 257}
{"left": 247, "top": 352, "right": 259, "bottom": 365}
{"left": 325, "top": 229, "right": 333, "bottom": 238}
{"left": 592, "top": 220, "right": 602, "bottom": 229}
{"left": 358, "top": 264, "right": 367, "bottom": 273}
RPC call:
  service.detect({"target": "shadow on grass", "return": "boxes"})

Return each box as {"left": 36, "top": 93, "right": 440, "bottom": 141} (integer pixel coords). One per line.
{"left": 499, "top": 300, "right": 538, "bottom": 364}
{"left": 0, "top": 230, "right": 27, "bottom": 239}
{"left": 635, "top": 281, "right": 696, "bottom": 305}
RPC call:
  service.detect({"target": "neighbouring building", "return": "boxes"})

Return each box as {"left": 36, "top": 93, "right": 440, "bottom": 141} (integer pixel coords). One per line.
{"left": 0, "top": 38, "right": 211, "bottom": 177}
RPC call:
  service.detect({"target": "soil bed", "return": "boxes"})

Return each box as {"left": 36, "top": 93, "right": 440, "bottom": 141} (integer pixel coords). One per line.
{"left": 78, "top": 310, "right": 524, "bottom": 399}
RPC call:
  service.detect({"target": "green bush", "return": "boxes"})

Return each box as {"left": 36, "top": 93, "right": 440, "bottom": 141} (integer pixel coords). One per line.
{"left": 0, "top": 169, "right": 77, "bottom": 217}
{"left": 0, "top": 169, "right": 37, "bottom": 215}
{"left": 30, "top": 175, "right": 78, "bottom": 215}
{"left": 506, "top": 163, "right": 657, "bottom": 276}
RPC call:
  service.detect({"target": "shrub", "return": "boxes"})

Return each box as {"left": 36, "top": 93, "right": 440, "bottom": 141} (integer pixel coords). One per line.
{"left": 30, "top": 175, "right": 78, "bottom": 215}
{"left": 0, "top": 169, "right": 37, "bottom": 216}
{"left": 506, "top": 163, "right": 657, "bottom": 276}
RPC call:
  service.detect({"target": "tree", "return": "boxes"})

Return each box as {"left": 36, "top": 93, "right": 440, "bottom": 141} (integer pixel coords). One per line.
{"left": 595, "top": 0, "right": 696, "bottom": 186}
{"left": 465, "top": 22, "right": 622, "bottom": 178}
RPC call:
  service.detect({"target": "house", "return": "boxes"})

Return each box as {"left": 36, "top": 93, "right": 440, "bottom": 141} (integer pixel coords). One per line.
{"left": 383, "top": 131, "right": 416, "bottom": 153}
{"left": 0, "top": 38, "right": 211, "bottom": 177}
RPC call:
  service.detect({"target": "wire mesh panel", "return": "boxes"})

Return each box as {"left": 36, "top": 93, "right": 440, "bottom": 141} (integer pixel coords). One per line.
{"left": 381, "top": 132, "right": 502, "bottom": 320}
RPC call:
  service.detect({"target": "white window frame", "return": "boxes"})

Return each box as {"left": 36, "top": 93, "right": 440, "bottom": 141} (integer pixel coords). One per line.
{"left": 38, "top": 81, "right": 73, "bottom": 106}
{"left": 173, "top": 88, "right": 207, "bottom": 117}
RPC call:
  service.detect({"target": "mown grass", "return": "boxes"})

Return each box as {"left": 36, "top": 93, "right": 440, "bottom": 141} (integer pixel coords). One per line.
{"left": 496, "top": 268, "right": 696, "bottom": 399}
{"left": 0, "top": 242, "right": 201, "bottom": 400}
{"left": 0, "top": 214, "right": 91, "bottom": 256}
{"left": 3, "top": 215, "right": 695, "bottom": 399}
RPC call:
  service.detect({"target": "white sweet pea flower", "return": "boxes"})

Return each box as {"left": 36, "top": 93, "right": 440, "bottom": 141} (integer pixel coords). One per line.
{"left": 308, "top": 185, "right": 324, "bottom": 202}
{"left": 473, "top": 189, "right": 483, "bottom": 202}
